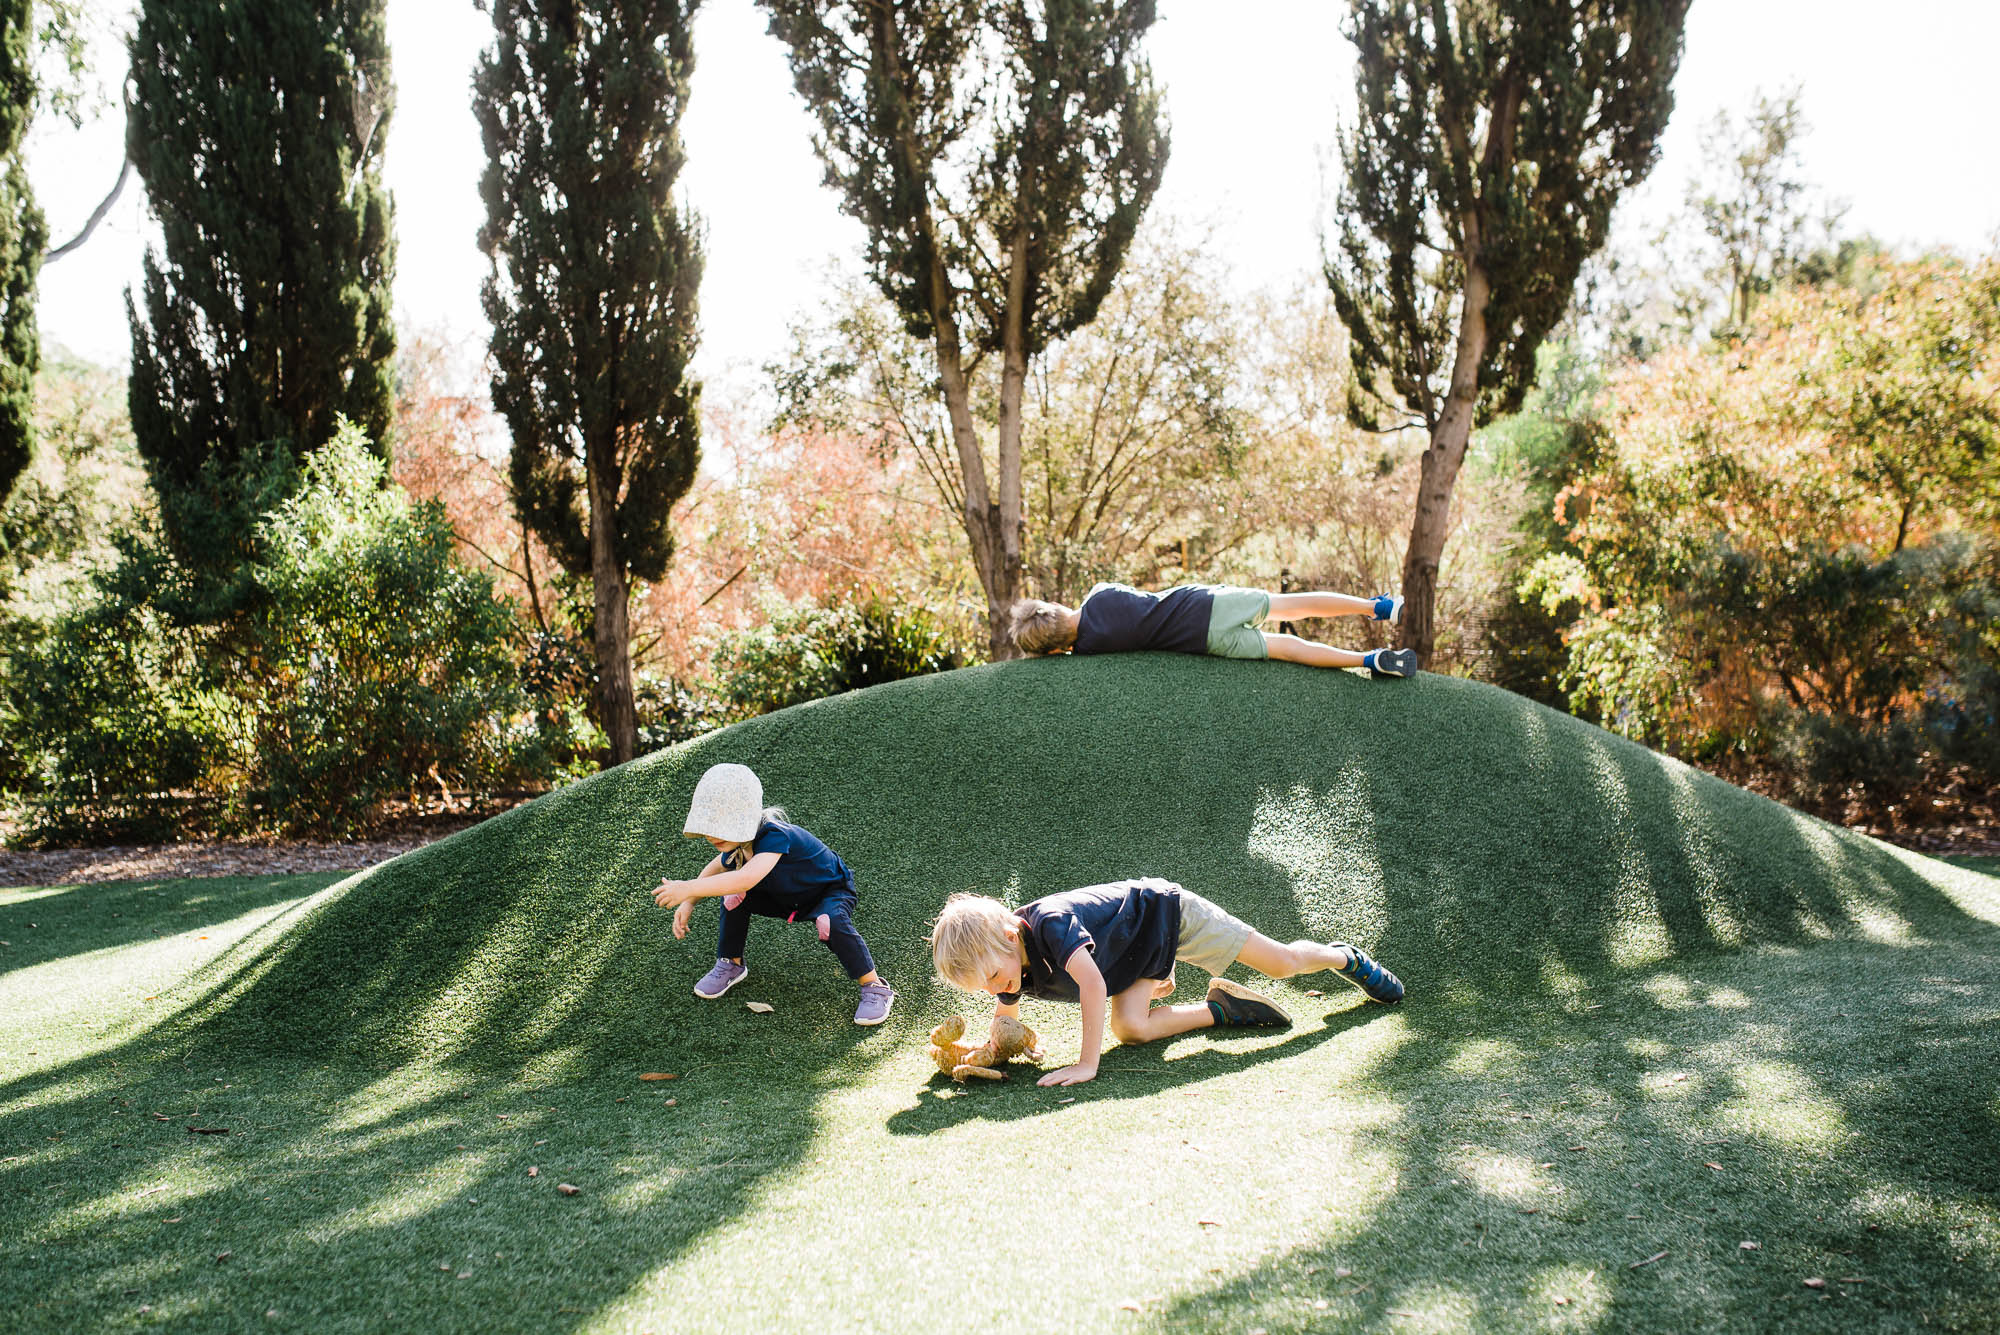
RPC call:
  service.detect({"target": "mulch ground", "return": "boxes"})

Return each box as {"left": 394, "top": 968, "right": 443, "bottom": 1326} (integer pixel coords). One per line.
{"left": 0, "top": 818, "right": 490, "bottom": 888}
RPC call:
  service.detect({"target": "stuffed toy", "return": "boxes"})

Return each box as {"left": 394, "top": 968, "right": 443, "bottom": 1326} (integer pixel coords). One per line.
{"left": 927, "top": 1014, "right": 1043, "bottom": 1082}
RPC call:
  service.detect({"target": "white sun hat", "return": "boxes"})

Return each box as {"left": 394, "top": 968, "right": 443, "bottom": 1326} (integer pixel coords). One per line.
{"left": 684, "top": 762, "right": 763, "bottom": 842}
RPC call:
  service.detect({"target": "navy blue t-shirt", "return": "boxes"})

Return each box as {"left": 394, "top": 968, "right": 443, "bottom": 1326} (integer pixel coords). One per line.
{"left": 999, "top": 878, "right": 1184, "bottom": 1004}
{"left": 1074, "top": 583, "right": 1214, "bottom": 655}
{"left": 726, "top": 819, "right": 855, "bottom": 910}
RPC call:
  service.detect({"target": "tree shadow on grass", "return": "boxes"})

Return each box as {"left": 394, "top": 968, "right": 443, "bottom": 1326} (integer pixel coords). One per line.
{"left": 0, "top": 873, "right": 344, "bottom": 974}
{"left": 1151, "top": 941, "right": 2000, "bottom": 1333}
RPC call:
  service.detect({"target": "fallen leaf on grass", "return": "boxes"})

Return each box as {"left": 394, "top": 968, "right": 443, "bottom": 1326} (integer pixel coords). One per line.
{"left": 1312, "top": 1299, "right": 1330, "bottom": 1310}
{"left": 1334, "top": 1268, "right": 1353, "bottom": 1279}
{"left": 1518, "top": 1208, "right": 1540, "bottom": 1215}
{"left": 1553, "top": 1296, "right": 1572, "bottom": 1306}
{"left": 163, "top": 1217, "right": 182, "bottom": 1224}
{"left": 527, "top": 1167, "right": 539, "bottom": 1178}
{"left": 1305, "top": 989, "right": 1323, "bottom": 997}
{"left": 187, "top": 1127, "right": 228, "bottom": 1135}
{"left": 1628, "top": 1250, "right": 1668, "bottom": 1270}
{"left": 1568, "top": 1145, "right": 1587, "bottom": 1152}
{"left": 1740, "top": 1241, "right": 1760, "bottom": 1251}
{"left": 438, "top": 1264, "right": 452, "bottom": 1272}
{"left": 1198, "top": 1216, "right": 1223, "bottom": 1228}
{"left": 663, "top": 1098, "right": 677, "bottom": 1107}
{"left": 152, "top": 1113, "right": 168, "bottom": 1122}
{"left": 638, "top": 1072, "right": 678, "bottom": 1082}
{"left": 214, "top": 1251, "right": 231, "bottom": 1263}
{"left": 1704, "top": 1161, "right": 1725, "bottom": 1171}
{"left": 1803, "top": 1278, "right": 1826, "bottom": 1289}
{"left": 744, "top": 1002, "right": 774, "bottom": 1014}
{"left": 1118, "top": 1300, "right": 1142, "bottom": 1312}
{"left": 556, "top": 1183, "right": 580, "bottom": 1196}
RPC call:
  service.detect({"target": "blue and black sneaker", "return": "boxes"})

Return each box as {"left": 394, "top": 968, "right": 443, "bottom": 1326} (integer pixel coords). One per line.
{"left": 1362, "top": 647, "right": 1419, "bottom": 678}
{"left": 1371, "top": 593, "right": 1404, "bottom": 624}
{"left": 1205, "top": 978, "right": 1293, "bottom": 1029}
{"left": 1332, "top": 943, "right": 1404, "bottom": 1004}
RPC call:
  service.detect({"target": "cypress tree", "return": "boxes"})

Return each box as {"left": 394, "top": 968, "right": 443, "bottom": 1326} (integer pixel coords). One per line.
{"left": 0, "top": 0, "right": 43, "bottom": 507}
{"left": 475, "top": 0, "right": 704, "bottom": 766}
{"left": 762, "top": 0, "right": 1168, "bottom": 658}
{"left": 1326, "top": 0, "right": 1687, "bottom": 663}
{"left": 126, "top": 0, "right": 397, "bottom": 561}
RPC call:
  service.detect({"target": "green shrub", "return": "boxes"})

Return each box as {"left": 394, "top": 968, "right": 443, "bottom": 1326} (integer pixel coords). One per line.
{"left": 245, "top": 427, "right": 538, "bottom": 830}
{"left": 5, "top": 422, "right": 559, "bottom": 838}
{"left": 713, "top": 597, "right": 963, "bottom": 719}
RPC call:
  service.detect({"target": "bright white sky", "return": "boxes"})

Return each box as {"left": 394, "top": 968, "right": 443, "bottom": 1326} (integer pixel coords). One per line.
{"left": 30, "top": 0, "right": 2000, "bottom": 398}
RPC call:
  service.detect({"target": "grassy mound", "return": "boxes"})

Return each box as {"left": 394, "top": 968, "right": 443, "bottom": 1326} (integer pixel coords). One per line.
{"left": 175, "top": 654, "right": 1998, "bottom": 1069}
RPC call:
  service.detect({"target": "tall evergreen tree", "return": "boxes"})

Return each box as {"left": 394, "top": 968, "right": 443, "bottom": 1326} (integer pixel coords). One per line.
{"left": 1326, "top": 0, "right": 1687, "bottom": 663}
{"left": 0, "top": 0, "right": 44, "bottom": 508}
{"left": 475, "top": 0, "right": 704, "bottom": 766}
{"left": 126, "top": 0, "right": 396, "bottom": 561}
{"left": 762, "top": 0, "right": 1168, "bottom": 658}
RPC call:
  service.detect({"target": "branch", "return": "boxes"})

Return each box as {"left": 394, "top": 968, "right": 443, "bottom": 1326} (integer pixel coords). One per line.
{"left": 44, "top": 154, "right": 131, "bottom": 264}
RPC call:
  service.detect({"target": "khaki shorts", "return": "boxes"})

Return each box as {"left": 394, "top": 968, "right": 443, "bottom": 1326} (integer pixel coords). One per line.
{"left": 1205, "top": 586, "right": 1272, "bottom": 659}
{"left": 1174, "top": 888, "right": 1255, "bottom": 975}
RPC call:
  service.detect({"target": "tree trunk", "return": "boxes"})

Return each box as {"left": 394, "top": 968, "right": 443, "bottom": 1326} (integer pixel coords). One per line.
{"left": 988, "top": 223, "right": 1033, "bottom": 661}
{"left": 586, "top": 445, "right": 637, "bottom": 766}
{"left": 1400, "top": 250, "right": 1492, "bottom": 664}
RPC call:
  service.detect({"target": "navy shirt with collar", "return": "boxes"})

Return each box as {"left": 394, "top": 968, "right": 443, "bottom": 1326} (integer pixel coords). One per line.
{"left": 1073, "top": 583, "right": 1215, "bottom": 656}
{"left": 998, "top": 878, "right": 1184, "bottom": 1004}
{"left": 725, "top": 819, "right": 855, "bottom": 912}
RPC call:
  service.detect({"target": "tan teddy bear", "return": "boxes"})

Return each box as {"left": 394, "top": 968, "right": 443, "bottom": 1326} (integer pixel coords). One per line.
{"left": 927, "top": 1013, "right": 1044, "bottom": 1082}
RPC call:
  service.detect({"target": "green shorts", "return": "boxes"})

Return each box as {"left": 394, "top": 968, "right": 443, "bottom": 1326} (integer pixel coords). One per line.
{"left": 1204, "top": 585, "right": 1272, "bottom": 659}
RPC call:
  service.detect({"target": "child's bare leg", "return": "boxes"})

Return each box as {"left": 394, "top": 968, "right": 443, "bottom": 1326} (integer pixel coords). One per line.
{"left": 1108, "top": 981, "right": 1213, "bottom": 1044}
{"left": 1263, "top": 633, "right": 1367, "bottom": 670}
{"left": 1267, "top": 592, "right": 1378, "bottom": 621}
{"left": 1235, "top": 932, "right": 1352, "bottom": 978}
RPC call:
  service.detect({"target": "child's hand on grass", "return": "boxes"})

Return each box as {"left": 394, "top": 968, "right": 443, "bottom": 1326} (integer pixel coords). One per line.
{"left": 652, "top": 879, "right": 695, "bottom": 909}
{"left": 1037, "top": 1063, "right": 1097, "bottom": 1087}
{"left": 671, "top": 900, "right": 694, "bottom": 939}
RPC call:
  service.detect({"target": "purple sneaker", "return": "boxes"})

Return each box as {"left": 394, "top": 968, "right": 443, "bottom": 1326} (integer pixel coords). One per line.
{"left": 853, "top": 981, "right": 895, "bottom": 1026}
{"left": 693, "top": 959, "right": 748, "bottom": 1000}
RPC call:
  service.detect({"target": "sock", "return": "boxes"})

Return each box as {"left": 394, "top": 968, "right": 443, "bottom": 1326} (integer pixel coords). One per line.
{"left": 1207, "top": 1000, "right": 1226, "bottom": 1026}
{"left": 1362, "top": 650, "right": 1380, "bottom": 672}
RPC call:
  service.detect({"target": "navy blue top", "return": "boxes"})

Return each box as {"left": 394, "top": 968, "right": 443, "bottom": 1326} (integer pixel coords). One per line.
{"left": 725, "top": 819, "right": 855, "bottom": 911}
{"left": 999, "top": 878, "right": 1184, "bottom": 1004}
{"left": 1074, "top": 583, "right": 1214, "bottom": 655}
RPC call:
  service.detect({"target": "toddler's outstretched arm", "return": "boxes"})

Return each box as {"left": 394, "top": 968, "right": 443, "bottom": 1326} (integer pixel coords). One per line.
{"left": 653, "top": 851, "right": 780, "bottom": 910}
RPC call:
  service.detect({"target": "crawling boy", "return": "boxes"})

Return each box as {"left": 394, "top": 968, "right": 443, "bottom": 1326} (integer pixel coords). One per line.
{"left": 1010, "top": 583, "right": 1420, "bottom": 676}
{"left": 929, "top": 878, "right": 1404, "bottom": 1086}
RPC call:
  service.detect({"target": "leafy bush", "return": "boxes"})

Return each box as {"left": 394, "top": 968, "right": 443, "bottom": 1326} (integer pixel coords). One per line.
{"left": 713, "top": 597, "right": 963, "bottom": 719}
{"left": 635, "top": 675, "right": 732, "bottom": 752}
{"left": 245, "top": 428, "right": 538, "bottom": 830}
{"left": 6, "top": 422, "right": 559, "bottom": 837}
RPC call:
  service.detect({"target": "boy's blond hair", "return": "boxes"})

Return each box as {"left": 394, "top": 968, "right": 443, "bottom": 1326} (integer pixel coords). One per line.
{"left": 928, "top": 893, "right": 1019, "bottom": 989}
{"left": 1010, "top": 598, "right": 1077, "bottom": 655}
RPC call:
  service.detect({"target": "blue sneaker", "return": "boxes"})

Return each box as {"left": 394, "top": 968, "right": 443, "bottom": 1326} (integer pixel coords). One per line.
{"left": 1363, "top": 647, "right": 1418, "bottom": 678}
{"left": 1371, "top": 594, "right": 1404, "bottom": 624}
{"left": 1332, "top": 943, "right": 1404, "bottom": 1004}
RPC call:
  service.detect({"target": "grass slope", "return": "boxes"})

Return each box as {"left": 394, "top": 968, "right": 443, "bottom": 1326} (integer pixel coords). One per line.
{"left": 173, "top": 655, "right": 1998, "bottom": 1063}
{"left": 5, "top": 655, "right": 1998, "bottom": 1334}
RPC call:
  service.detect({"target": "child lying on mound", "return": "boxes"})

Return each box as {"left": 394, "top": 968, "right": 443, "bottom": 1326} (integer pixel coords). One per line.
{"left": 928, "top": 878, "right": 1404, "bottom": 1086}
{"left": 1009, "top": 582, "right": 1419, "bottom": 677}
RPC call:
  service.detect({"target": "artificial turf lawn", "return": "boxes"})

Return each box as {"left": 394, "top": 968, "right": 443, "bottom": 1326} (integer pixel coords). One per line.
{"left": 3, "top": 654, "right": 1997, "bottom": 1332}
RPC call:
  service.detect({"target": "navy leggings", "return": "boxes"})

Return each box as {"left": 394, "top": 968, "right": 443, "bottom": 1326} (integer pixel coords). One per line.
{"left": 717, "top": 888, "right": 877, "bottom": 980}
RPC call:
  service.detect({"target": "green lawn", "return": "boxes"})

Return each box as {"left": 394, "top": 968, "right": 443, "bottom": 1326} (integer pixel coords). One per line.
{"left": 4, "top": 655, "right": 1998, "bottom": 1332}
